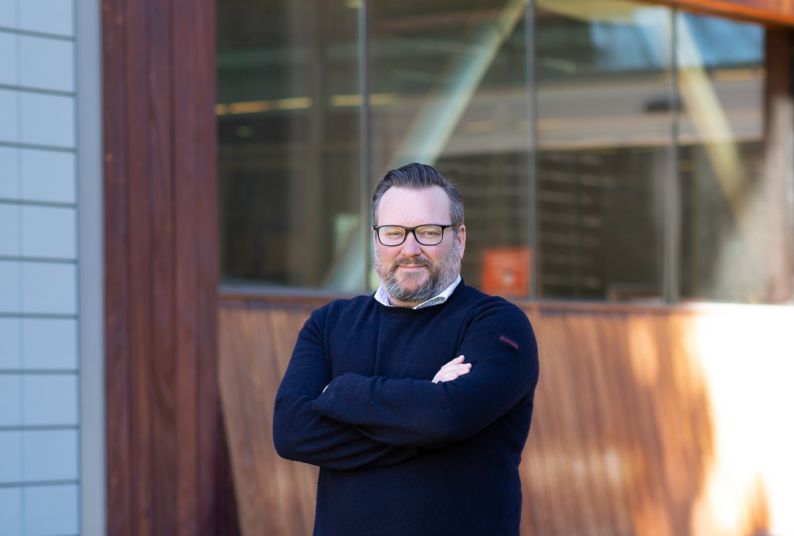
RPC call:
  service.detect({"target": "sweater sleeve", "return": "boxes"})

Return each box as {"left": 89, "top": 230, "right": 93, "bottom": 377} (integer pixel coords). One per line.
{"left": 273, "top": 307, "right": 418, "bottom": 470}
{"left": 312, "top": 301, "right": 539, "bottom": 449}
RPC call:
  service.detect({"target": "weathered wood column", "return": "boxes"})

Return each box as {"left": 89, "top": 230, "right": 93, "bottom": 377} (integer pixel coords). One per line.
{"left": 103, "top": 0, "right": 239, "bottom": 533}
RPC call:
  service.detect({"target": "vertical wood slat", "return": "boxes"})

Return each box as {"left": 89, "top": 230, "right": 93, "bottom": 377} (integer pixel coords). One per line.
{"left": 103, "top": 0, "right": 238, "bottom": 533}
{"left": 103, "top": 0, "right": 132, "bottom": 532}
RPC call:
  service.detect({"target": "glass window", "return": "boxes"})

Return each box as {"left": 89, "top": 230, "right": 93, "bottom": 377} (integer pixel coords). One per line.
{"left": 675, "top": 13, "right": 784, "bottom": 302}
{"left": 368, "top": 0, "right": 533, "bottom": 297}
{"left": 217, "top": 0, "right": 363, "bottom": 290}
{"left": 217, "top": 0, "right": 794, "bottom": 303}
{"left": 535, "top": 1, "right": 672, "bottom": 301}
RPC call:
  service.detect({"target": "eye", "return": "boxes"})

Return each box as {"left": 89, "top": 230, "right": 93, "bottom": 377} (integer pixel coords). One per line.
{"left": 417, "top": 227, "right": 441, "bottom": 239}
{"left": 380, "top": 227, "right": 405, "bottom": 240}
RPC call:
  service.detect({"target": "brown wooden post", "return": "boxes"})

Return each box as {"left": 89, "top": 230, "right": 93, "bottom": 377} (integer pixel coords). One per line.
{"left": 103, "top": 0, "right": 239, "bottom": 533}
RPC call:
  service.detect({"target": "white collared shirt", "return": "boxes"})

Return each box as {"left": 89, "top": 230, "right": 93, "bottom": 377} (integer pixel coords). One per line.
{"left": 374, "top": 275, "right": 461, "bottom": 310}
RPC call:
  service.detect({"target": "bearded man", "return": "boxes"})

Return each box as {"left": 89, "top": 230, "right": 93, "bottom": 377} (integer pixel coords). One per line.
{"left": 274, "top": 162, "right": 539, "bottom": 536}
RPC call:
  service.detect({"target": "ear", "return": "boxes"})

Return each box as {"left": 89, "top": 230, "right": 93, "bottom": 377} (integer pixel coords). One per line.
{"left": 455, "top": 223, "right": 466, "bottom": 258}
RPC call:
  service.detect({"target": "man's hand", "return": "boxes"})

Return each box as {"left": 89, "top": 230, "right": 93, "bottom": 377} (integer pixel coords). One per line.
{"left": 432, "top": 355, "right": 471, "bottom": 384}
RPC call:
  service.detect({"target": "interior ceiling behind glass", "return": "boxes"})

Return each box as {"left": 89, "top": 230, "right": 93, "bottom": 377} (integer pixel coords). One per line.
{"left": 536, "top": 1, "right": 763, "bottom": 81}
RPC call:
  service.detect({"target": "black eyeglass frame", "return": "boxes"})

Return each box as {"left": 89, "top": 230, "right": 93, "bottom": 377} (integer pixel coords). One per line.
{"left": 372, "top": 224, "right": 458, "bottom": 247}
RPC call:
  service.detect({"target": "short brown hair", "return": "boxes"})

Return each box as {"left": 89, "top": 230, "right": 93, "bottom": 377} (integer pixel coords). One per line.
{"left": 371, "top": 163, "right": 464, "bottom": 226}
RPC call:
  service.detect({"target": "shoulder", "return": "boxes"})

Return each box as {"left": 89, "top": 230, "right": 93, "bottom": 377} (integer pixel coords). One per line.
{"left": 457, "top": 284, "right": 529, "bottom": 321}
{"left": 308, "top": 294, "right": 378, "bottom": 326}
{"left": 454, "top": 284, "right": 536, "bottom": 344}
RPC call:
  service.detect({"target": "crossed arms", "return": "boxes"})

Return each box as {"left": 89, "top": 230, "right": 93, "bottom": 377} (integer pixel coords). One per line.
{"left": 273, "top": 302, "right": 538, "bottom": 470}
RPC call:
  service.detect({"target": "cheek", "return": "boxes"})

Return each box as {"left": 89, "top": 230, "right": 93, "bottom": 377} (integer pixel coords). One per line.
{"left": 427, "top": 246, "right": 452, "bottom": 264}
{"left": 375, "top": 246, "right": 396, "bottom": 265}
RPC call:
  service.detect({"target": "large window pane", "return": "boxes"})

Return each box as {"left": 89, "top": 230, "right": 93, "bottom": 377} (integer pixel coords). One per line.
{"left": 217, "top": 0, "right": 363, "bottom": 290}
{"left": 216, "top": 0, "right": 793, "bottom": 303}
{"left": 676, "top": 14, "right": 789, "bottom": 302}
{"left": 368, "top": 0, "right": 532, "bottom": 296}
{"left": 535, "top": 0, "right": 671, "bottom": 301}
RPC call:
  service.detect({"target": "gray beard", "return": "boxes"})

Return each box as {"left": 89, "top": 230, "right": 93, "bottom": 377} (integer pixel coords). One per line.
{"left": 375, "top": 243, "right": 461, "bottom": 306}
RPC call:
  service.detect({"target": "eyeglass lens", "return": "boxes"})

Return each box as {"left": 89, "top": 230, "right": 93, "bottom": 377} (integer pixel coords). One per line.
{"left": 378, "top": 225, "right": 445, "bottom": 246}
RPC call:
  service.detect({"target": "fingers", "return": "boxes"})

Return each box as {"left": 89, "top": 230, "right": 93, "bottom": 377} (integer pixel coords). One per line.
{"left": 432, "top": 356, "right": 472, "bottom": 384}
{"left": 443, "top": 355, "right": 465, "bottom": 366}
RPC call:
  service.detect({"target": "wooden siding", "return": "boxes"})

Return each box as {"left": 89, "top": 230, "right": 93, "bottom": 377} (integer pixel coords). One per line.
{"left": 643, "top": 0, "right": 794, "bottom": 25}
{"left": 219, "top": 296, "right": 794, "bottom": 535}
{"left": 102, "top": 0, "right": 238, "bottom": 533}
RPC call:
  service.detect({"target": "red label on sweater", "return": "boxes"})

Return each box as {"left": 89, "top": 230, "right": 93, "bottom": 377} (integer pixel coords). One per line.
{"left": 498, "top": 334, "right": 519, "bottom": 351}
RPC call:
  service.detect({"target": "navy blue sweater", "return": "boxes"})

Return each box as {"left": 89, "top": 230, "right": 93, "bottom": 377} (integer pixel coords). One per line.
{"left": 273, "top": 282, "right": 539, "bottom": 535}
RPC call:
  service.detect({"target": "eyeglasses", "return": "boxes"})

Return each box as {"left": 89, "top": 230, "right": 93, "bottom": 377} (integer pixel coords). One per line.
{"left": 373, "top": 224, "right": 456, "bottom": 247}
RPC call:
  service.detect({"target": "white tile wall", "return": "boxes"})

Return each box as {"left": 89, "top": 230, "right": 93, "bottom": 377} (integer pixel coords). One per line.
{"left": 0, "top": 201, "right": 20, "bottom": 255}
{"left": 24, "top": 485, "right": 79, "bottom": 535}
{"left": 23, "top": 375, "right": 78, "bottom": 425}
{"left": 0, "top": 260, "right": 21, "bottom": 312}
{"left": 21, "top": 261, "right": 76, "bottom": 314}
{"left": 0, "top": 487, "right": 22, "bottom": 536}
{"left": 0, "top": 317, "right": 21, "bottom": 368}
{"left": 0, "top": 88, "right": 18, "bottom": 143}
{"left": 0, "top": 431, "right": 22, "bottom": 483}
{"left": 19, "top": 36, "right": 74, "bottom": 92}
{"left": 19, "top": 0, "right": 74, "bottom": 37}
{"left": 0, "top": 375, "right": 21, "bottom": 426}
{"left": 22, "top": 205, "right": 76, "bottom": 259}
{"left": 20, "top": 148, "right": 75, "bottom": 203}
{"left": 0, "top": 0, "right": 16, "bottom": 29}
{"left": 0, "top": 146, "right": 20, "bottom": 199}
{"left": 23, "top": 318, "right": 77, "bottom": 369}
{"left": 20, "top": 93, "right": 75, "bottom": 148}
{"left": 0, "top": 31, "right": 17, "bottom": 85}
{"left": 23, "top": 429, "right": 78, "bottom": 481}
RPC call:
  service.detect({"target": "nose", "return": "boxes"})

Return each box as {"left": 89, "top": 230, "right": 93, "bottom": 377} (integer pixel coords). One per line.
{"left": 401, "top": 231, "right": 422, "bottom": 255}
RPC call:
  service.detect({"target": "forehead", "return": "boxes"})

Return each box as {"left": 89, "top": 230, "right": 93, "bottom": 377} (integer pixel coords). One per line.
{"left": 377, "top": 186, "right": 451, "bottom": 225}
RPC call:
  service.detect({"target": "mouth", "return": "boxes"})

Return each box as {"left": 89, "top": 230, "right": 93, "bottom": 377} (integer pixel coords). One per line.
{"left": 396, "top": 263, "right": 428, "bottom": 271}
{"left": 397, "top": 264, "right": 427, "bottom": 273}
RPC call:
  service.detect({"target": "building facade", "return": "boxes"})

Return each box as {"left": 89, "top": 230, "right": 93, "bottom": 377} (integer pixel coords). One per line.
{"left": 1, "top": 0, "right": 793, "bottom": 534}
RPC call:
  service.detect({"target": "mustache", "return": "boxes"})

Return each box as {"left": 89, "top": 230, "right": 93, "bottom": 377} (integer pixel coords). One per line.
{"left": 392, "top": 257, "right": 432, "bottom": 269}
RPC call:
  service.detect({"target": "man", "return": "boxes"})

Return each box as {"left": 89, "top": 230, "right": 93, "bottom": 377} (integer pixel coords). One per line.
{"left": 273, "top": 162, "right": 539, "bottom": 535}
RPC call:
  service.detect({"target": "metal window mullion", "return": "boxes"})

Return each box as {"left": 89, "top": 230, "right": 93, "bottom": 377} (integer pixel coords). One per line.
{"left": 358, "top": 0, "right": 372, "bottom": 291}
{"left": 664, "top": 9, "right": 681, "bottom": 304}
{"left": 526, "top": 0, "right": 538, "bottom": 300}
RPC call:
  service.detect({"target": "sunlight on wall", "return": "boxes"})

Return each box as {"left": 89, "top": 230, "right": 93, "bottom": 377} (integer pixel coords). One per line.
{"left": 689, "top": 306, "right": 794, "bottom": 536}
{"left": 627, "top": 317, "right": 661, "bottom": 387}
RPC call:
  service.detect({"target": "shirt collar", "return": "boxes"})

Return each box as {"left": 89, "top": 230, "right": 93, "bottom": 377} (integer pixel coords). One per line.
{"left": 374, "top": 275, "right": 461, "bottom": 310}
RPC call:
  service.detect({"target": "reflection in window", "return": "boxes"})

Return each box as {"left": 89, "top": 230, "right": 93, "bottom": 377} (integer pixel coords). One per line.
{"left": 217, "top": 0, "right": 793, "bottom": 303}
{"left": 675, "top": 13, "right": 777, "bottom": 302}
{"left": 368, "top": 0, "right": 532, "bottom": 295}
{"left": 535, "top": 1, "right": 671, "bottom": 300}
{"left": 217, "top": 0, "right": 363, "bottom": 290}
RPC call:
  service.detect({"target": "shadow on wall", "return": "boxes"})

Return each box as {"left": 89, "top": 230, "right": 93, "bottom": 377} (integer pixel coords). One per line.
{"left": 218, "top": 298, "right": 792, "bottom": 535}
{"left": 219, "top": 300, "right": 321, "bottom": 536}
